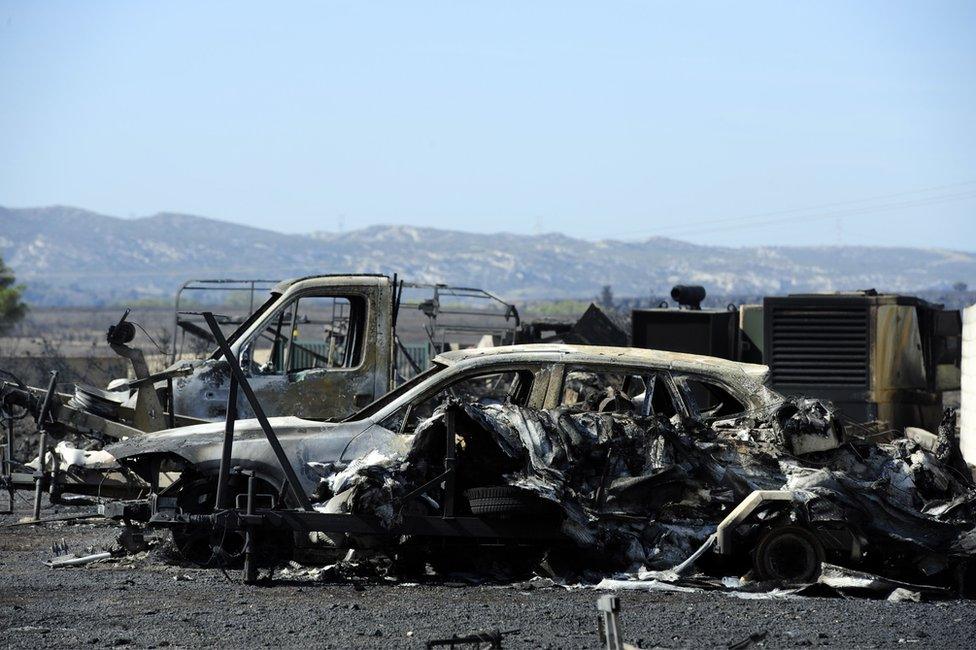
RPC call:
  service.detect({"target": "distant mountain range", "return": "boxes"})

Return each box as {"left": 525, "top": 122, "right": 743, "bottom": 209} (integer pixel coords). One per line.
{"left": 2, "top": 205, "right": 974, "bottom": 306}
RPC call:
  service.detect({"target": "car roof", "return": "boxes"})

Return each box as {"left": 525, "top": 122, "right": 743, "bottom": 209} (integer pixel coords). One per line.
{"left": 434, "top": 343, "right": 769, "bottom": 382}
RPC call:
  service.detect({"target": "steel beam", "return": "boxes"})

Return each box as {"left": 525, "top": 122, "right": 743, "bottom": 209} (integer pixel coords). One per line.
{"left": 202, "top": 312, "right": 312, "bottom": 511}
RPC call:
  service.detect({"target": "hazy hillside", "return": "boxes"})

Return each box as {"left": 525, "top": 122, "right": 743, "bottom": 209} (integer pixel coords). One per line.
{"left": 2, "top": 205, "right": 974, "bottom": 306}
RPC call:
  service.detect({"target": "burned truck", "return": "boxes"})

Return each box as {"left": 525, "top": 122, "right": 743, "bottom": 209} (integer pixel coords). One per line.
{"left": 158, "top": 274, "right": 525, "bottom": 423}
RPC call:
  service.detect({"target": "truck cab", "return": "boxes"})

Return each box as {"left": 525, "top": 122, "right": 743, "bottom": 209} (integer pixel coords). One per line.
{"left": 173, "top": 275, "right": 395, "bottom": 421}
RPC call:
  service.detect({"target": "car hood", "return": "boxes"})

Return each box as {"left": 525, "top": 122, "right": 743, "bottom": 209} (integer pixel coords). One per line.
{"left": 106, "top": 416, "right": 378, "bottom": 495}
{"left": 107, "top": 416, "right": 346, "bottom": 457}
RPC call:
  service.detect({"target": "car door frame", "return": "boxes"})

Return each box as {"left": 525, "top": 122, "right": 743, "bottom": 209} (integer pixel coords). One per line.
{"left": 669, "top": 371, "right": 752, "bottom": 424}
{"left": 339, "top": 360, "right": 552, "bottom": 461}
{"left": 392, "top": 361, "right": 551, "bottom": 434}
{"left": 547, "top": 362, "right": 692, "bottom": 420}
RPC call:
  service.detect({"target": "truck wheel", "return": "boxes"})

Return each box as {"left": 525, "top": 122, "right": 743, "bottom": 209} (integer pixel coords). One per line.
{"left": 464, "top": 486, "right": 546, "bottom": 516}
{"left": 753, "top": 525, "right": 824, "bottom": 583}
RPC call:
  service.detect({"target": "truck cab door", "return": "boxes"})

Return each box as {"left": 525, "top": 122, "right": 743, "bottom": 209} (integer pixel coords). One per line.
{"left": 238, "top": 283, "right": 390, "bottom": 420}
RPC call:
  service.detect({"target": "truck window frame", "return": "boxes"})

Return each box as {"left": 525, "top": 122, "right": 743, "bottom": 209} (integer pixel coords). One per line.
{"left": 240, "top": 289, "right": 370, "bottom": 376}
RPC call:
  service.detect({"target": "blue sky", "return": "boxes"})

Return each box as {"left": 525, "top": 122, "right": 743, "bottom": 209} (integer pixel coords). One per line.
{"left": 1, "top": 1, "right": 974, "bottom": 249}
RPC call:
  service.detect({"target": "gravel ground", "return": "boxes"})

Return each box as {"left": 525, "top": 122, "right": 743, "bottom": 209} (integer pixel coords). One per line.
{"left": 2, "top": 495, "right": 976, "bottom": 649}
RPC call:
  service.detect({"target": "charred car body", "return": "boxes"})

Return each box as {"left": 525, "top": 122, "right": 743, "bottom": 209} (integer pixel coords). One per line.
{"left": 101, "top": 341, "right": 976, "bottom": 594}
{"left": 111, "top": 344, "right": 798, "bottom": 493}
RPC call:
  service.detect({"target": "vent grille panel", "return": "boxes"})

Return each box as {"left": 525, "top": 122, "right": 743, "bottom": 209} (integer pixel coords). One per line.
{"left": 769, "top": 306, "right": 869, "bottom": 387}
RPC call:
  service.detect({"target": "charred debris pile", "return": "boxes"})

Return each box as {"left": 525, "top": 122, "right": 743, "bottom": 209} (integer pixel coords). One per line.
{"left": 320, "top": 396, "right": 976, "bottom": 599}
{"left": 1, "top": 279, "right": 971, "bottom": 603}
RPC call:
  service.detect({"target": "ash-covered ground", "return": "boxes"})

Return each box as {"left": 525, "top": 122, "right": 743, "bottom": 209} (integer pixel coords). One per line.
{"left": 2, "top": 497, "right": 976, "bottom": 649}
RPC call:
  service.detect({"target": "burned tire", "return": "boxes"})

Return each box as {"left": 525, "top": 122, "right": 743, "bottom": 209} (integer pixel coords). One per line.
{"left": 753, "top": 525, "right": 824, "bottom": 583}
{"left": 170, "top": 478, "right": 246, "bottom": 567}
{"left": 464, "top": 486, "right": 546, "bottom": 516}
{"left": 170, "top": 476, "right": 291, "bottom": 568}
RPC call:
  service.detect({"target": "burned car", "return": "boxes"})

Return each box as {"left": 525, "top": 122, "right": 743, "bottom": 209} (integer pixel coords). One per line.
{"left": 108, "top": 343, "right": 799, "bottom": 501}
{"left": 105, "top": 345, "right": 882, "bottom": 571}
{"left": 105, "top": 342, "right": 975, "bottom": 595}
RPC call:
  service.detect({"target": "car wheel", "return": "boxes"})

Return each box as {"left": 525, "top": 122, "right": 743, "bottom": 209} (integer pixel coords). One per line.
{"left": 753, "top": 525, "right": 824, "bottom": 583}
{"left": 170, "top": 475, "right": 291, "bottom": 568}
{"left": 170, "top": 478, "right": 246, "bottom": 566}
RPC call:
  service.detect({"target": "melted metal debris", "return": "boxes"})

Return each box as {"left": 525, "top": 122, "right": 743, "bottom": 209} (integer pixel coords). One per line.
{"left": 318, "top": 400, "right": 976, "bottom": 598}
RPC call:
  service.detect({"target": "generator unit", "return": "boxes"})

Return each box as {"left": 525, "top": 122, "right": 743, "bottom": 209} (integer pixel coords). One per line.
{"left": 631, "top": 308, "right": 738, "bottom": 359}
{"left": 630, "top": 285, "right": 760, "bottom": 361}
{"left": 764, "top": 291, "right": 961, "bottom": 431}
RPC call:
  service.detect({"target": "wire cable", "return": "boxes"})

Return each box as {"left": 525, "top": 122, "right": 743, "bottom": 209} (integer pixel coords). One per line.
{"left": 131, "top": 321, "right": 168, "bottom": 357}
{"left": 611, "top": 179, "right": 976, "bottom": 239}
{"left": 659, "top": 189, "right": 976, "bottom": 239}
